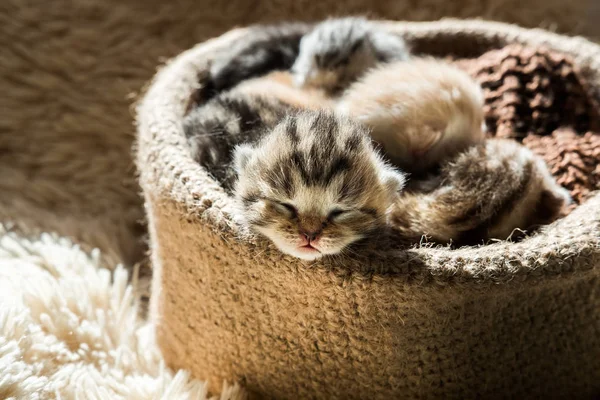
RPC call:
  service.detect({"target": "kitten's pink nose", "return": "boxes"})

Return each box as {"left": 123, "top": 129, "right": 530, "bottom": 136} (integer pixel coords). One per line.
{"left": 300, "top": 229, "right": 321, "bottom": 243}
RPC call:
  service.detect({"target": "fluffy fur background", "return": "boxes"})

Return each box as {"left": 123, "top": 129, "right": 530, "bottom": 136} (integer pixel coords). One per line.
{"left": 0, "top": 224, "right": 245, "bottom": 399}
{"left": 0, "top": 0, "right": 598, "bottom": 397}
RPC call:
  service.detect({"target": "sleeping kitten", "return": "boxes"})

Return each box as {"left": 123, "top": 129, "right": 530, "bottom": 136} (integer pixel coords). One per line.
{"left": 234, "top": 111, "right": 405, "bottom": 260}
{"left": 390, "top": 139, "right": 572, "bottom": 245}
{"left": 291, "top": 17, "right": 410, "bottom": 92}
{"left": 337, "top": 59, "right": 486, "bottom": 173}
{"left": 184, "top": 90, "right": 406, "bottom": 260}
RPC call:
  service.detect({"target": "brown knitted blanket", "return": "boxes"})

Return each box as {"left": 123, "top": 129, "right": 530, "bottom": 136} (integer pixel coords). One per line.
{"left": 454, "top": 44, "right": 600, "bottom": 206}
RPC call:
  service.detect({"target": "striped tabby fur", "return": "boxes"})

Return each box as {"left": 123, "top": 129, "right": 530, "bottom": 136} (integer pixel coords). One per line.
{"left": 184, "top": 89, "right": 405, "bottom": 260}
{"left": 390, "top": 139, "right": 571, "bottom": 245}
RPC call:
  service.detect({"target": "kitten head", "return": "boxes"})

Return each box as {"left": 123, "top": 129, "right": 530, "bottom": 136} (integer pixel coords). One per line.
{"left": 234, "top": 111, "right": 405, "bottom": 260}
{"left": 291, "top": 17, "right": 382, "bottom": 91}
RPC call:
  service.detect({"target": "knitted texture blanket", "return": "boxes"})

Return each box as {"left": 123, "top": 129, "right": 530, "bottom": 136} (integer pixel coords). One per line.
{"left": 454, "top": 44, "right": 600, "bottom": 205}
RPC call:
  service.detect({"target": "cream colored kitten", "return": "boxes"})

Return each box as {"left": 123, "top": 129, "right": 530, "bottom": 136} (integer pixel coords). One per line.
{"left": 337, "top": 59, "right": 486, "bottom": 173}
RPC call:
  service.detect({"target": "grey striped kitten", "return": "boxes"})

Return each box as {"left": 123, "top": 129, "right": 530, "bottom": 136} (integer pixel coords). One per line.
{"left": 202, "top": 17, "right": 409, "bottom": 98}
{"left": 184, "top": 90, "right": 406, "bottom": 260}
{"left": 291, "top": 17, "right": 410, "bottom": 92}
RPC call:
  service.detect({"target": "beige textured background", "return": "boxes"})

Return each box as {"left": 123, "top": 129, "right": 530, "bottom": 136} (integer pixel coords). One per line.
{"left": 0, "top": 0, "right": 598, "bottom": 269}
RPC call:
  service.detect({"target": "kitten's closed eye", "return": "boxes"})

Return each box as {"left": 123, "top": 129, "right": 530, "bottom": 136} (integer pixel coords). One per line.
{"left": 328, "top": 208, "right": 347, "bottom": 220}
{"left": 327, "top": 208, "right": 372, "bottom": 222}
{"left": 349, "top": 38, "right": 364, "bottom": 54}
{"left": 315, "top": 51, "right": 342, "bottom": 69}
{"left": 273, "top": 201, "right": 298, "bottom": 217}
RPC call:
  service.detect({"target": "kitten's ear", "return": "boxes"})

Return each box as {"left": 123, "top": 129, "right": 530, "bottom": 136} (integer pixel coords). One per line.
{"left": 381, "top": 168, "right": 406, "bottom": 199}
{"left": 233, "top": 144, "right": 254, "bottom": 172}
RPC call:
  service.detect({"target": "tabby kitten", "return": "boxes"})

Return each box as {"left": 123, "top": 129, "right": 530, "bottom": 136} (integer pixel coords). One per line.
{"left": 184, "top": 89, "right": 406, "bottom": 260}
{"left": 390, "top": 139, "right": 572, "bottom": 245}
{"left": 291, "top": 17, "right": 410, "bottom": 92}
{"left": 235, "top": 111, "right": 406, "bottom": 260}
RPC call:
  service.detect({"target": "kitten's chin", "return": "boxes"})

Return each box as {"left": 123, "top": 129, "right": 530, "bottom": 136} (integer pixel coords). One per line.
{"left": 278, "top": 243, "right": 354, "bottom": 261}
{"left": 287, "top": 246, "right": 324, "bottom": 261}
{"left": 273, "top": 242, "right": 325, "bottom": 261}
{"left": 253, "top": 226, "right": 361, "bottom": 260}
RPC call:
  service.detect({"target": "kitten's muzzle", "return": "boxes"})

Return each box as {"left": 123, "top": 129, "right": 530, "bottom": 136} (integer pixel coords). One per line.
{"left": 298, "top": 215, "right": 325, "bottom": 243}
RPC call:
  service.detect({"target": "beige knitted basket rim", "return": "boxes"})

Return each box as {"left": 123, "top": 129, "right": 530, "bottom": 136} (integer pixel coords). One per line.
{"left": 136, "top": 19, "right": 600, "bottom": 283}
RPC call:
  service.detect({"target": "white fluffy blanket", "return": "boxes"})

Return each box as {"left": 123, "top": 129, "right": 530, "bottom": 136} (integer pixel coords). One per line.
{"left": 0, "top": 225, "right": 245, "bottom": 399}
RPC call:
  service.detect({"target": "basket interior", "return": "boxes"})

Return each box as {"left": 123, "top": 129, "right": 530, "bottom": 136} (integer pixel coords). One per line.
{"left": 188, "top": 24, "right": 599, "bottom": 212}
{"left": 134, "top": 20, "right": 600, "bottom": 281}
{"left": 168, "top": 22, "right": 600, "bottom": 267}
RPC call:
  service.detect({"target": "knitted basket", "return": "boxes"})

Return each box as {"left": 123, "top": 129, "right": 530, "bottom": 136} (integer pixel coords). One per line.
{"left": 136, "top": 20, "right": 600, "bottom": 399}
